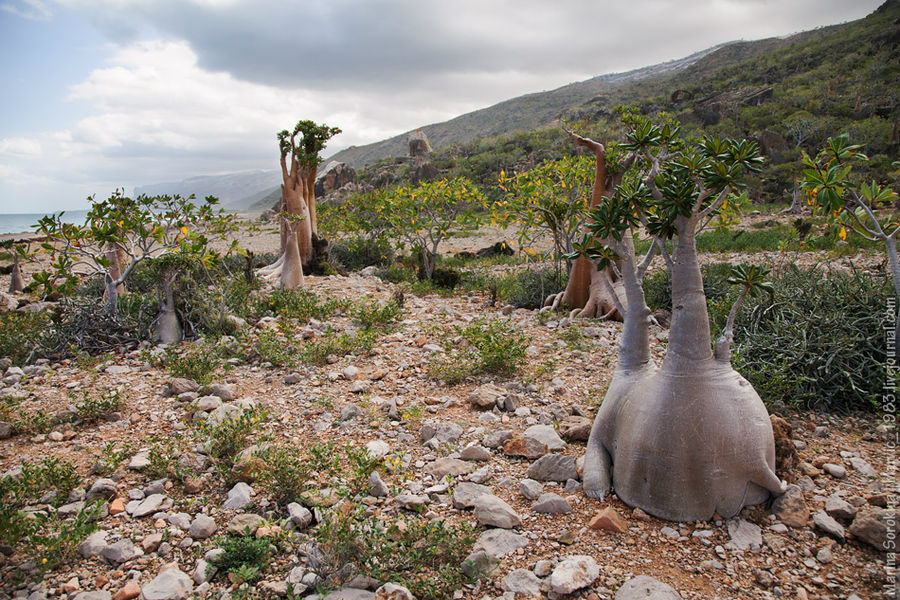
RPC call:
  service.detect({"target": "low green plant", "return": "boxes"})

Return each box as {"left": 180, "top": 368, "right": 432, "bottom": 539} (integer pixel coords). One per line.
{"left": 74, "top": 390, "right": 124, "bottom": 424}
{"left": 8, "top": 410, "right": 52, "bottom": 435}
{"left": 94, "top": 441, "right": 135, "bottom": 475}
{"left": 163, "top": 345, "right": 220, "bottom": 384}
{"left": 0, "top": 311, "right": 49, "bottom": 365}
{"left": 209, "top": 535, "right": 273, "bottom": 583}
{"left": 429, "top": 318, "right": 529, "bottom": 383}
{"left": 558, "top": 326, "right": 586, "bottom": 351}
{"left": 328, "top": 235, "right": 395, "bottom": 271}
{"left": 254, "top": 288, "right": 346, "bottom": 321}
{"left": 299, "top": 329, "right": 377, "bottom": 365}
{"left": 195, "top": 406, "right": 269, "bottom": 483}
{"left": 145, "top": 433, "right": 193, "bottom": 482}
{"left": 497, "top": 266, "right": 568, "bottom": 310}
{"left": 316, "top": 507, "right": 476, "bottom": 600}
{"left": 351, "top": 298, "right": 403, "bottom": 331}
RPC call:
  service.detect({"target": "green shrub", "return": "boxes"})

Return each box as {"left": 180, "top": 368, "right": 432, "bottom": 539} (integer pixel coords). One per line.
{"left": 210, "top": 535, "right": 273, "bottom": 583}
{"left": 351, "top": 298, "right": 403, "bottom": 331}
{"left": 162, "top": 345, "right": 220, "bottom": 384}
{"left": 0, "top": 311, "right": 49, "bottom": 365}
{"left": 195, "top": 406, "right": 269, "bottom": 483}
{"left": 255, "top": 331, "right": 299, "bottom": 368}
{"left": 299, "top": 329, "right": 378, "bottom": 365}
{"left": 429, "top": 318, "right": 529, "bottom": 383}
{"left": 75, "top": 390, "right": 124, "bottom": 424}
{"left": 501, "top": 267, "right": 568, "bottom": 309}
{"left": 329, "top": 235, "right": 395, "bottom": 271}
{"left": 316, "top": 507, "right": 476, "bottom": 600}
{"left": 731, "top": 266, "right": 891, "bottom": 412}
{"left": 254, "top": 288, "right": 346, "bottom": 321}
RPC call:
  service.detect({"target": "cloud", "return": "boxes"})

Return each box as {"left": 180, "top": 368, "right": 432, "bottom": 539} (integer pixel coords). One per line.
{"left": 1, "top": 0, "right": 51, "bottom": 20}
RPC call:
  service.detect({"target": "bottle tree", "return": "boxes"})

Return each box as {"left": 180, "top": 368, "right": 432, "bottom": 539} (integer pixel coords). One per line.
{"left": 258, "top": 120, "right": 340, "bottom": 289}
{"left": 573, "top": 110, "right": 785, "bottom": 521}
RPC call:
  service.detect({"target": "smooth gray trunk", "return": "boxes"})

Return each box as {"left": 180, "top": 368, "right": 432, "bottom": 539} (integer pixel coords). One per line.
{"left": 155, "top": 274, "right": 183, "bottom": 344}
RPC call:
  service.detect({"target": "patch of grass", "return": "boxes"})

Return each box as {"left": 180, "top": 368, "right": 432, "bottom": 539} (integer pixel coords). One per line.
{"left": 351, "top": 298, "right": 403, "bottom": 331}
{"left": 74, "top": 390, "right": 124, "bottom": 424}
{"left": 162, "top": 345, "right": 220, "bottom": 385}
{"left": 299, "top": 329, "right": 378, "bottom": 366}
{"left": 499, "top": 266, "right": 568, "bottom": 309}
{"left": 254, "top": 288, "right": 347, "bottom": 322}
{"left": 0, "top": 311, "right": 49, "bottom": 365}
{"left": 255, "top": 331, "right": 299, "bottom": 368}
{"left": 316, "top": 507, "right": 477, "bottom": 600}
{"left": 145, "top": 433, "right": 194, "bottom": 482}
{"left": 429, "top": 318, "right": 529, "bottom": 384}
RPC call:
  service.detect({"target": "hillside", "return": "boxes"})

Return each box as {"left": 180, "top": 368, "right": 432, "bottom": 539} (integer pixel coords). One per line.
{"left": 331, "top": 2, "right": 899, "bottom": 171}
{"left": 135, "top": 170, "right": 279, "bottom": 209}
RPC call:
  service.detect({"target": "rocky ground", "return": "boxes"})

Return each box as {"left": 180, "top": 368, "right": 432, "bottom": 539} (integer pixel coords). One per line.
{"left": 0, "top": 267, "right": 895, "bottom": 600}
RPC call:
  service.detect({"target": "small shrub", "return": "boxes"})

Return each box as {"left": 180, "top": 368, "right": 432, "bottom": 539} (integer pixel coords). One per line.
{"left": 75, "top": 390, "right": 124, "bottom": 424}
{"left": 195, "top": 406, "right": 269, "bottom": 483}
{"left": 429, "top": 319, "right": 529, "bottom": 383}
{"left": 502, "top": 267, "right": 568, "bottom": 309}
{"left": 0, "top": 311, "right": 49, "bottom": 365}
{"left": 210, "top": 535, "right": 273, "bottom": 583}
{"left": 299, "top": 329, "right": 377, "bottom": 365}
{"left": 255, "top": 288, "right": 346, "bottom": 321}
{"left": 255, "top": 331, "right": 298, "bottom": 368}
{"left": 316, "top": 507, "right": 476, "bottom": 600}
{"left": 164, "top": 346, "right": 220, "bottom": 385}
{"left": 145, "top": 434, "right": 193, "bottom": 482}
{"left": 329, "top": 235, "right": 395, "bottom": 271}
{"left": 351, "top": 299, "right": 402, "bottom": 331}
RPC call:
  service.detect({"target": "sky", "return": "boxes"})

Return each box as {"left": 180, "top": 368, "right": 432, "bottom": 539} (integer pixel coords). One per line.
{"left": 0, "top": 0, "right": 884, "bottom": 214}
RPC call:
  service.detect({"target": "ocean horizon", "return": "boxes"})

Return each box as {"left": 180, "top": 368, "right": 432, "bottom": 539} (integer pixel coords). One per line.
{"left": 0, "top": 210, "right": 91, "bottom": 236}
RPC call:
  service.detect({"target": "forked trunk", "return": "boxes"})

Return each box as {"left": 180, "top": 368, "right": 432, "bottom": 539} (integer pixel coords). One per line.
{"left": 583, "top": 215, "right": 784, "bottom": 521}
{"left": 105, "top": 244, "right": 126, "bottom": 294}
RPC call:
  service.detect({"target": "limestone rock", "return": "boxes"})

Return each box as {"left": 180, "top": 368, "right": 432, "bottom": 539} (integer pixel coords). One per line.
{"left": 468, "top": 384, "right": 505, "bottom": 409}
{"left": 102, "top": 539, "right": 142, "bottom": 564}
{"left": 473, "top": 495, "right": 521, "bottom": 529}
{"left": 526, "top": 454, "right": 577, "bottom": 482}
{"left": 614, "top": 575, "right": 682, "bottom": 599}
{"left": 726, "top": 519, "right": 762, "bottom": 551}
{"left": 424, "top": 458, "right": 475, "bottom": 478}
{"left": 374, "top": 583, "right": 415, "bottom": 600}
{"left": 849, "top": 508, "right": 894, "bottom": 551}
{"left": 825, "top": 495, "right": 857, "bottom": 520}
{"left": 771, "top": 484, "right": 809, "bottom": 528}
{"left": 523, "top": 424, "right": 566, "bottom": 451}
{"left": 451, "top": 482, "right": 491, "bottom": 509}
{"left": 224, "top": 482, "right": 253, "bottom": 510}
{"left": 549, "top": 555, "right": 600, "bottom": 594}
{"left": 502, "top": 569, "right": 542, "bottom": 597}
{"left": 141, "top": 568, "right": 193, "bottom": 600}
{"left": 813, "top": 510, "right": 845, "bottom": 541}
{"left": 188, "top": 514, "right": 217, "bottom": 539}
{"left": 558, "top": 416, "right": 592, "bottom": 441}
{"left": 473, "top": 528, "right": 529, "bottom": 558}
{"left": 532, "top": 492, "right": 573, "bottom": 514}
{"left": 503, "top": 437, "right": 547, "bottom": 459}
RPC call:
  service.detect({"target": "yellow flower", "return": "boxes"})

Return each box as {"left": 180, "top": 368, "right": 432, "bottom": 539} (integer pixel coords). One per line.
{"left": 838, "top": 226, "right": 847, "bottom": 241}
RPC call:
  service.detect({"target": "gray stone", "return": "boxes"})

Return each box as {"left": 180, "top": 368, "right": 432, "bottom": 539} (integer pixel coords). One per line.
{"left": 206, "top": 383, "right": 236, "bottom": 401}
{"left": 473, "top": 528, "right": 529, "bottom": 558}
{"left": 394, "top": 492, "right": 428, "bottom": 510}
{"left": 825, "top": 495, "right": 857, "bottom": 520}
{"left": 101, "top": 539, "right": 142, "bottom": 564}
{"left": 424, "top": 457, "right": 475, "bottom": 478}
{"left": 141, "top": 568, "right": 193, "bottom": 600}
{"left": 523, "top": 424, "right": 566, "bottom": 451}
{"left": 469, "top": 384, "right": 505, "bottom": 409}
{"left": 368, "top": 471, "right": 389, "bottom": 497}
{"left": 519, "top": 479, "right": 543, "bottom": 500}
{"left": 144, "top": 479, "right": 168, "bottom": 496}
{"left": 813, "top": 510, "right": 845, "bottom": 541}
{"left": 549, "top": 555, "right": 600, "bottom": 594}
{"left": 189, "top": 514, "right": 217, "bottom": 539}
{"left": 451, "top": 482, "right": 491, "bottom": 509}
{"left": 848, "top": 456, "right": 875, "bottom": 477}
{"left": 822, "top": 463, "right": 847, "bottom": 479}
{"left": 167, "top": 513, "right": 191, "bottom": 530}
{"left": 193, "top": 559, "right": 215, "bottom": 585}
{"left": 322, "top": 589, "right": 375, "bottom": 600}
{"left": 228, "top": 513, "right": 264, "bottom": 535}
{"left": 461, "top": 550, "right": 499, "bottom": 578}
{"left": 534, "top": 559, "right": 554, "bottom": 577}
{"left": 287, "top": 503, "right": 312, "bottom": 529}
{"left": 459, "top": 445, "right": 492, "bottom": 461}
{"left": 57, "top": 501, "right": 85, "bottom": 518}
{"left": 726, "top": 519, "right": 762, "bottom": 551}
{"left": 0, "top": 421, "right": 12, "bottom": 439}
{"left": 364, "top": 440, "right": 390, "bottom": 458}
{"left": 420, "top": 421, "right": 463, "bottom": 448}
{"left": 526, "top": 454, "right": 577, "bottom": 482}
{"left": 473, "top": 495, "right": 521, "bottom": 528}
{"left": 532, "top": 492, "right": 573, "bottom": 514}
{"left": 130, "top": 494, "right": 169, "bottom": 518}
{"left": 194, "top": 396, "right": 222, "bottom": 412}
{"left": 482, "top": 429, "right": 513, "bottom": 449}
{"left": 224, "top": 482, "right": 253, "bottom": 510}
{"left": 73, "top": 593, "right": 111, "bottom": 600}
{"left": 167, "top": 378, "right": 199, "bottom": 396}
{"left": 86, "top": 478, "right": 117, "bottom": 502}
{"left": 849, "top": 508, "right": 894, "bottom": 551}
{"left": 78, "top": 531, "right": 108, "bottom": 558}
{"left": 374, "top": 583, "right": 415, "bottom": 600}
{"left": 341, "top": 403, "right": 363, "bottom": 421}
{"left": 615, "top": 575, "right": 683, "bottom": 599}
{"left": 503, "top": 436, "right": 548, "bottom": 459}
{"left": 772, "top": 484, "right": 808, "bottom": 528}
{"left": 128, "top": 451, "right": 151, "bottom": 470}
{"left": 502, "top": 569, "right": 542, "bottom": 596}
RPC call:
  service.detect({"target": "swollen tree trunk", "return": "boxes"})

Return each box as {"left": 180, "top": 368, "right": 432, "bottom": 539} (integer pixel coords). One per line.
{"left": 155, "top": 272, "right": 183, "bottom": 344}
{"left": 545, "top": 133, "right": 625, "bottom": 320}
{"left": 785, "top": 180, "right": 803, "bottom": 214}
{"left": 280, "top": 225, "right": 305, "bottom": 289}
{"left": 583, "top": 214, "right": 785, "bottom": 521}
{"left": 8, "top": 258, "right": 24, "bottom": 293}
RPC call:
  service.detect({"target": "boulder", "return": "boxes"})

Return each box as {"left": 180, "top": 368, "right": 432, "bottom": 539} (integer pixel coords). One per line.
{"left": 526, "top": 454, "right": 577, "bottom": 482}
{"left": 315, "top": 161, "right": 357, "bottom": 197}
{"left": 473, "top": 495, "right": 521, "bottom": 529}
{"left": 141, "top": 568, "right": 193, "bottom": 600}
{"left": 849, "top": 508, "right": 894, "bottom": 551}
{"left": 615, "top": 575, "right": 682, "bottom": 599}
{"left": 549, "top": 555, "right": 600, "bottom": 594}
{"left": 408, "top": 130, "right": 433, "bottom": 158}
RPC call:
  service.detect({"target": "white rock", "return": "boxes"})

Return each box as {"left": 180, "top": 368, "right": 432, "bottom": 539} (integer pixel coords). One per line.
{"left": 549, "top": 555, "right": 600, "bottom": 594}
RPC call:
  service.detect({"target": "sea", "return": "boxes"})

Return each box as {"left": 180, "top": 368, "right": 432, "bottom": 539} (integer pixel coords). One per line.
{"left": 0, "top": 210, "right": 90, "bottom": 236}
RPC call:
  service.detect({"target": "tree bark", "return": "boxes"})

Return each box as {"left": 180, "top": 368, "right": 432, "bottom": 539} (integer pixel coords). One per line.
{"left": 8, "top": 258, "right": 24, "bottom": 293}
{"left": 155, "top": 273, "right": 183, "bottom": 344}
{"left": 280, "top": 224, "right": 305, "bottom": 289}
{"left": 546, "top": 132, "right": 625, "bottom": 320}
{"left": 665, "top": 215, "right": 713, "bottom": 366}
